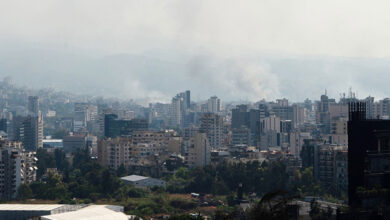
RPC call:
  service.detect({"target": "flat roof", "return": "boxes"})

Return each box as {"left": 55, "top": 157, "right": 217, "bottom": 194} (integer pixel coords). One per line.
{"left": 43, "top": 140, "right": 63, "bottom": 143}
{"left": 41, "top": 205, "right": 127, "bottom": 220}
{"left": 121, "top": 175, "right": 149, "bottom": 182}
{"left": 0, "top": 204, "right": 64, "bottom": 211}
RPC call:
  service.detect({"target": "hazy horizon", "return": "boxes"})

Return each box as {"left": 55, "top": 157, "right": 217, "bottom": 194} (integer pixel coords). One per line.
{"left": 1, "top": 1, "right": 390, "bottom": 104}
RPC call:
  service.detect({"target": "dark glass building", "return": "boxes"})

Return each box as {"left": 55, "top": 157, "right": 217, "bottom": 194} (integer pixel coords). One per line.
{"left": 104, "top": 114, "right": 148, "bottom": 138}
{"left": 0, "top": 119, "right": 7, "bottom": 133}
{"left": 348, "top": 102, "right": 390, "bottom": 210}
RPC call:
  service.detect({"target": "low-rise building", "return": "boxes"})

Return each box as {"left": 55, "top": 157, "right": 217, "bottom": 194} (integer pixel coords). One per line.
{"left": 0, "top": 204, "right": 127, "bottom": 220}
{"left": 121, "top": 175, "right": 166, "bottom": 189}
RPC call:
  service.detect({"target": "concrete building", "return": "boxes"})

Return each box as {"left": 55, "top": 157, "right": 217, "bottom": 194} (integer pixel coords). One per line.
{"left": 104, "top": 114, "right": 148, "bottom": 138}
{"left": 42, "top": 139, "right": 63, "bottom": 148}
{"left": 262, "top": 115, "right": 281, "bottom": 133}
{"left": 334, "top": 147, "right": 348, "bottom": 192}
{"left": 20, "top": 115, "right": 43, "bottom": 151}
{"left": 321, "top": 118, "right": 348, "bottom": 146}
{"left": 63, "top": 134, "right": 97, "bottom": 153}
{"left": 232, "top": 126, "right": 251, "bottom": 147}
{"left": 200, "top": 113, "right": 224, "bottom": 149}
{"left": 231, "top": 105, "right": 248, "bottom": 129}
{"left": 0, "top": 204, "right": 127, "bottom": 220}
{"left": 292, "top": 104, "right": 305, "bottom": 128}
{"left": 132, "top": 143, "right": 166, "bottom": 158}
{"left": 132, "top": 130, "right": 181, "bottom": 154}
{"left": 184, "top": 132, "right": 211, "bottom": 167}
{"left": 0, "top": 138, "right": 37, "bottom": 200}
{"left": 27, "top": 96, "right": 39, "bottom": 117}
{"left": 121, "top": 175, "right": 166, "bottom": 189}
{"left": 169, "top": 96, "right": 182, "bottom": 128}
{"left": 290, "top": 131, "right": 311, "bottom": 157}
{"left": 207, "top": 96, "right": 222, "bottom": 113}
{"left": 301, "top": 141, "right": 348, "bottom": 192}
{"left": 98, "top": 138, "right": 133, "bottom": 170}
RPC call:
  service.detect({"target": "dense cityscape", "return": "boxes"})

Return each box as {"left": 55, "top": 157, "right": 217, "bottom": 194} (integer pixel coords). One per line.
{"left": 3, "top": 1, "right": 390, "bottom": 219}
{"left": 0, "top": 76, "right": 386, "bottom": 219}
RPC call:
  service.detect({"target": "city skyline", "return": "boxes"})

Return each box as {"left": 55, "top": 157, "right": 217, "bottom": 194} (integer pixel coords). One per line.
{"left": 1, "top": 2, "right": 390, "bottom": 218}
{"left": 2, "top": 1, "right": 390, "bottom": 103}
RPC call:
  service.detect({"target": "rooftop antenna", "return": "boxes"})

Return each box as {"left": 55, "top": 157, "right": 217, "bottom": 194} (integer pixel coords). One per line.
{"left": 348, "top": 87, "right": 353, "bottom": 99}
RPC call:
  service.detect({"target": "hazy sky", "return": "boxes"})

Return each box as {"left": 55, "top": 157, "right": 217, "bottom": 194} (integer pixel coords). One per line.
{"left": 1, "top": 0, "right": 390, "bottom": 104}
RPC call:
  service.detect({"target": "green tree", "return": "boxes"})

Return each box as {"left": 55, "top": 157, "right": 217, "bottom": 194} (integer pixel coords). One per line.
{"left": 36, "top": 148, "right": 56, "bottom": 178}
{"left": 17, "top": 184, "right": 32, "bottom": 200}
{"left": 116, "top": 164, "right": 127, "bottom": 177}
{"left": 246, "top": 190, "right": 295, "bottom": 220}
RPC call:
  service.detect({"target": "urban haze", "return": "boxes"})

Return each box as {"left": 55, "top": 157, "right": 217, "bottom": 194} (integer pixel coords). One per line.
{"left": 0, "top": 1, "right": 389, "bottom": 220}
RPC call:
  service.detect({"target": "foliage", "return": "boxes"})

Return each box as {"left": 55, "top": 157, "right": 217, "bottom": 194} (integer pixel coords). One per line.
{"left": 309, "top": 199, "right": 333, "bottom": 220}
{"left": 17, "top": 184, "right": 33, "bottom": 200}
{"left": 36, "top": 148, "right": 56, "bottom": 178}
{"left": 168, "top": 214, "right": 203, "bottom": 220}
{"left": 293, "top": 167, "right": 323, "bottom": 196}
{"left": 166, "top": 161, "right": 290, "bottom": 197}
{"left": 246, "top": 190, "right": 296, "bottom": 220}
{"left": 32, "top": 149, "right": 120, "bottom": 201}
{"left": 29, "top": 147, "right": 345, "bottom": 218}
{"left": 169, "top": 198, "right": 198, "bottom": 210}
{"left": 116, "top": 164, "right": 127, "bottom": 177}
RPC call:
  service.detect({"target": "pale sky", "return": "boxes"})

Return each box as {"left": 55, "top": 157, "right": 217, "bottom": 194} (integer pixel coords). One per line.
{"left": 1, "top": 0, "right": 390, "bottom": 103}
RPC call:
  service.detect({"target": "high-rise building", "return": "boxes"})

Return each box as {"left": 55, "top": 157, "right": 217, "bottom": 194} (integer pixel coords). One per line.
{"left": 73, "top": 103, "right": 98, "bottom": 132}
{"left": 292, "top": 104, "right": 305, "bottom": 128}
{"left": 0, "top": 119, "right": 7, "bottom": 133}
{"left": 261, "top": 115, "right": 281, "bottom": 133}
{"left": 20, "top": 96, "right": 43, "bottom": 151}
{"left": 184, "top": 132, "right": 211, "bottom": 167}
{"left": 19, "top": 116, "right": 43, "bottom": 151}
{"left": 348, "top": 102, "right": 390, "bottom": 210}
{"left": 185, "top": 90, "right": 191, "bottom": 110}
{"left": 232, "top": 126, "right": 251, "bottom": 147}
{"left": 270, "top": 105, "right": 294, "bottom": 123}
{"left": 169, "top": 96, "right": 182, "bottom": 128}
{"left": 132, "top": 130, "right": 181, "bottom": 154}
{"left": 231, "top": 105, "right": 248, "bottom": 129}
{"left": 27, "top": 96, "right": 39, "bottom": 117}
{"left": 301, "top": 141, "right": 348, "bottom": 192}
{"left": 63, "top": 134, "right": 94, "bottom": 153}
{"left": 316, "top": 94, "right": 332, "bottom": 133}
{"left": 248, "top": 109, "right": 261, "bottom": 146}
{"left": 104, "top": 114, "right": 148, "bottom": 138}
{"left": 200, "top": 113, "right": 223, "bottom": 149}
{"left": 98, "top": 138, "right": 133, "bottom": 170}
{"left": 259, "top": 104, "right": 269, "bottom": 119}
{"left": 207, "top": 96, "right": 222, "bottom": 113}
{"left": 0, "top": 138, "right": 37, "bottom": 200}
{"left": 289, "top": 131, "right": 311, "bottom": 157}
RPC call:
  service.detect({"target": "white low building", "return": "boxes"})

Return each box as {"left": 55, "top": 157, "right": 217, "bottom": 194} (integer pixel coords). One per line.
{"left": 41, "top": 205, "right": 128, "bottom": 220}
{"left": 0, "top": 204, "right": 129, "bottom": 220}
{"left": 121, "top": 175, "right": 166, "bottom": 189}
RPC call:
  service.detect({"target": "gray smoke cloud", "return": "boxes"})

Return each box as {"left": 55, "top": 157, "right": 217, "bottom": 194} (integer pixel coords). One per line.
{"left": 1, "top": 1, "right": 390, "bottom": 103}
{"left": 187, "top": 55, "right": 280, "bottom": 102}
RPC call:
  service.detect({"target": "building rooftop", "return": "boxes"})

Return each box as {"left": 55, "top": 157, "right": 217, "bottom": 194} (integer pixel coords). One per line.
{"left": 121, "top": 175, "right": 149, "bottom": 182}
{"left": 43, "top": 139, "right": 63, "bottom": 143}
{"left": 0, "top": 204, "right": 64, "bottom": 211}
{"left": 41, "top": 205, "right": 127, "bottom": 220}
